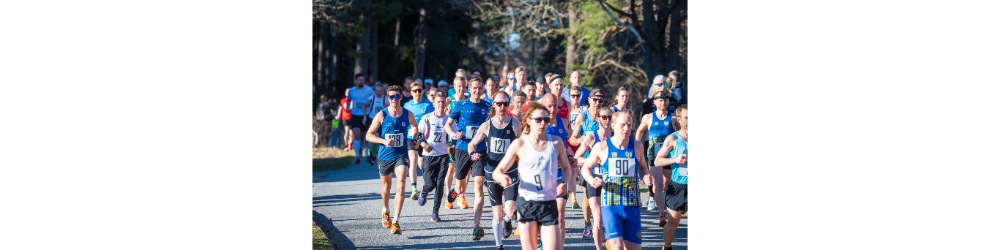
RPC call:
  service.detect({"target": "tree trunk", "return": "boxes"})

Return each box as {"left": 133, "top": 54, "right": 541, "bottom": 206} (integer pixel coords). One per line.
{"left": 354, "top": 0, "right": 372, "bottom": 76}
{"left": 642, "top": 0, "right": 658, "bottom": 86}
{"left": 666, "top": 0, "right": 685, "bottom": 74}
{"left": 414, "top": 7, "right": 428, "bottom": 79}
{"left": 394, "top": 18, "right": 401, "bottom": 47}
{"left": 565, "top": 7, "right": 578, "bottom": 75}
{"left": 369, "top": 17, "right": 378, "bottom": 83}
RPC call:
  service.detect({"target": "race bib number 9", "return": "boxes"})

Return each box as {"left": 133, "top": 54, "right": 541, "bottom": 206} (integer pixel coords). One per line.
{"left": 465, "top": 126, "right": 479, "bottom": 139}
{"left": 530, "top": 170, "right": 552, "bottom": 191}
{"left": 385, "top": 133, "right": 404, "bottom": 147}
{"left": 490, "top": 138, "right": 510, "bottom": 154}
{"left": 607, "top": 158, "right": 636, "bottom": 177}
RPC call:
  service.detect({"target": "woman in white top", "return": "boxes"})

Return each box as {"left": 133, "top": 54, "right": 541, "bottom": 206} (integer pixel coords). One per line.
{"left": 493, "top": 102, "right": 576, "bottom": 250}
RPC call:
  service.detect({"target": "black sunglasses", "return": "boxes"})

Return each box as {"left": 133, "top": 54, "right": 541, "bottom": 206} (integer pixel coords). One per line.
{"left": 529, "top": 117, "right": 551, "bottom": 123}
{"left": 570, "top": 94, "right": 580, "bottom": 98}
{"left": 494, "top": 101, "right": 510, "bottom": 107}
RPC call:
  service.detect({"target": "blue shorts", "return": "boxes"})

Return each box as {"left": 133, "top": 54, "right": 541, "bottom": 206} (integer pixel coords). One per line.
{"left": 601, "top": 206, "right": 642, "bottom": 243}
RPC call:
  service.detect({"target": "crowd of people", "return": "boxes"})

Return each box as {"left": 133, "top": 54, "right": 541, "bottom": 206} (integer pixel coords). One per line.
{"left": 314, "top": 67, "right": 688, "bottom": 250}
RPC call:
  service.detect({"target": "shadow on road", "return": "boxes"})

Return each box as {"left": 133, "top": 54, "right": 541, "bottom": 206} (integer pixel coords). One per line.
{"left": 314, "top": 210, "right": 356, "bottom": 250}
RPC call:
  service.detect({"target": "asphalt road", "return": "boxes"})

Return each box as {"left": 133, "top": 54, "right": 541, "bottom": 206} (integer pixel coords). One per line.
{"left": 313, "top": 160, "right": 687, "bottom": 250}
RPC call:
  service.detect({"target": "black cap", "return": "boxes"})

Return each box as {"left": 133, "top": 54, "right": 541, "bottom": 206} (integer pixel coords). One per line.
{"left": 527, "top": 77, "right": 535, "bottom": 82}
{"left": 652, "top": 91, "right": 668, "bottom": 100}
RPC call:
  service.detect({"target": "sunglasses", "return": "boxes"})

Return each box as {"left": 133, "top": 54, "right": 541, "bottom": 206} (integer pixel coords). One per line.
{"left": 412, "top": 89, "right": 423, "bottom": 93}
{"left": 494, "top": 101, "right": 510, "bottom": 107}
{"left": 599, "top": 115, "right": 612, "bottom": 120}
{"left": 388, "top": 94, "right": 402, "bottom": 100}
{"left": 591, "top": 97, "right": 605, "bottom": 102}
{"left": 529, "top": 117, "right": 551, "bottom": 123}
{"left": 570, "top": 94, "right": 580, "bottom": 98}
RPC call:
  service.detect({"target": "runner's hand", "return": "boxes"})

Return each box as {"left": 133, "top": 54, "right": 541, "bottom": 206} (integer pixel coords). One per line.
{"left": 470, "top": 152, "right": 480, "bottom": 161}
{"left": 679, "top": 153, "right": 687, "bottom": 165}
{"left": 422, "top": 144, "right": 433, "bottom": 152}
{"left": 590, "top": 177, "right": 604, "bottom": 188}
{"left": 567, "top": 157, "right": 577, "bottom": 167}
{"left": 495, "top": 174, "right": 512, "bottom": 188}
{"left": 642, "top": 174, "right": 653, "bottom": 186}
{"left": 383, "top": 139, "right": 396, "bottom": 147}
{"left": 452, "top": 132, "right": 464, "bottom": 140}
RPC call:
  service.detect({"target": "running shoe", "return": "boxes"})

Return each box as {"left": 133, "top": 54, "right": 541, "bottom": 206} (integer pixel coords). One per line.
{"left": 417, "top": 191, "right": 427, "bottom": 206}
{"left": 570, "top": 197, "right": 581, "bottom": 209}
{"left": 513, "top": 228, "right": 519, "bottom": 237}
{"left": 354, "top": 157, "right": 361, "bottom": 165}
{"left": 647, "top": 197, "right": 657, "bottom": 211}
{"left": 445, "top": 201, "right": 454, "bottom": 209}
{"left": 457, "top": 195, "right": 469, "bottom": 209}
{"left": 431, "top": 211, "right": 442, "bottom": 222}
{"left": 367, "top": 158, "right": 376, "bottom": 165}
{"left": 537, "top": 238, "right": 542, "bottom": 250}
{"left": 391, "top": 221, "right": 402, "bottom": 234}
{"left": 502, "top": 219, "right": 513, "bottom": 238}
{"left": 381, "top": 211, "right": 391, "bottom": 228}
{"left": 497, "top": 246, "right": 504, "bottom": 250}
{"left": 410, "top": 187, "right": 419, "bottom": 200}
{"left": 605, "top": 240, "right": 611, "bottom": 250}
{"left": 582, "top": 224, "right": 593, "bottom": 240}
{"left": 447, "top": 188, "right": 458, "bottom": 203}
{"left": 472, "top": 224, "right": 485, "bottom": 241}
{"left": 658, "top": 213, "right": 668, "bottom": 228}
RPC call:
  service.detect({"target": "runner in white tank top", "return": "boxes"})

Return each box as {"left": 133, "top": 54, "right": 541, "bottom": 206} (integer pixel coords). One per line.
{"left": 492, "top": 102, "right": 576, "bottom": 250}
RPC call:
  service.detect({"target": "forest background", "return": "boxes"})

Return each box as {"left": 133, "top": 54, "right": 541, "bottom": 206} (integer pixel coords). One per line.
{"left": 313, "top": 0, "right": 687, "bottom": 113}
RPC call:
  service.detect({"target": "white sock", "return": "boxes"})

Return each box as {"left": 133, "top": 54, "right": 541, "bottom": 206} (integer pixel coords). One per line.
{"left": 503, "top": 216, "right": 511, "bottom": 223}
{"left": 382, "top": 207, "right": 388, "bottom": 213}
{"left": 493, "top": 220, "right": 503, "bottom": 246}
{"left": 393, "top": 216, "right": 399, "bottom": 222}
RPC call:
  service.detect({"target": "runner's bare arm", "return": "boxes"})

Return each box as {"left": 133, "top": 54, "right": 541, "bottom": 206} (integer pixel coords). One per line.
{"left": 634, "top": 140, "right": 652, "bottom": 185}
{"left": 467, "top": 121, "right": 489, "bottom": 152}
{"left": 492, "top": 138, "right": 523, "bottom": 187}
{"left": 635, "top": 114, "right": 651, "bottom": 143}
{"left": 581, "top": 142, "right": 607, "bottom": 188}
{"left": 444, "top": 118, "right": 461, "bottom": 139}
{"left": 654, "top": 135, "right": 680, "bottom": 167}
{"left": 573, "top": 133, "right": 594, "bottom": 159}
{"left": 568, "top": 111, "right": 586, "bottom": 146}
{"left": 365, "top": 111, "right": 387, "bottom": 145}
{"left": 511, "top": 119, "right": 522, "bottom": 139}
{"left": 553, "top": 138, "right": 573, "bottom": 194}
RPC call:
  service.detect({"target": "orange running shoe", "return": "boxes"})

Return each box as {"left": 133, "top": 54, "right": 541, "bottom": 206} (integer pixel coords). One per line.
{"left": 445, "top": 201, "right": 454, "bottom": 209}
{"left": 381, "top": 211, "right": 391, "bottom": 228}
{"left": 457, "top": 195, "right": 469, "bottom": 209}
{"left": 513, "top": 228, "right": 519, "bottom": 237}
{"left": 658, "top": 213, "right": 668, "bottom": 228}
{"left": 391, "top": 221, "right": 402, "bottom": 234}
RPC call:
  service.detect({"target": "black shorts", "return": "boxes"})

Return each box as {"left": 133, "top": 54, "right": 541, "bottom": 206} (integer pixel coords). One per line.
{"left": 349, "top": 115, "right": 366, "bottom": 128}
{"left": 516, "top": 196, "right": 559, "bottom": 226}
{"left": 585, "top": 182, "right": 603, "bottom": 198}
{"left": 485, "top": 177, "right": 518, "bottom": 206}
{"left": 665, "top": 181, "right": 688, "bottom": 211}
{"left": 454, "top": 149, "right": 486, "bottom": 179}
{"left": 377, "top": 155, "right": 410, "bottom": 176}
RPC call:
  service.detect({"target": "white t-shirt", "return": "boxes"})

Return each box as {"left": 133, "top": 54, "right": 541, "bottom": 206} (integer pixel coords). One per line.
{"left": 347, "top": 85, "right": 375, "bottom": 116}
{"left": 367, "top": 94, "right": 387, "bottom": 118}
{"left": 418, "top": 113, "right": 456, "bottom": 156}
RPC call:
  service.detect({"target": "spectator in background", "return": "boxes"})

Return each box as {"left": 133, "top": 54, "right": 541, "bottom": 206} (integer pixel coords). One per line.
{"left": 534, "top": 74, "right": 547, "bottom": 99}
{"left": 402, "top": 76, "right": 415, "bottom": 101}
{"left": 471, "top": 67, "right": 482, "bottom": 80}
{"left": 643, "top": 75, "right": 668, "bottom": 116}
{"left": 437, "top": 80, "right": 450, "bottom": 99}
{"left": 316, "top": 94, "right": 334, "bottom": 146}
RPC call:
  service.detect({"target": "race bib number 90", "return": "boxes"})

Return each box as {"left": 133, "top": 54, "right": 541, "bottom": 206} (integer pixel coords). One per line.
{"left": 607, "top": 158, "right": 636, "bottom": 177}
{"left": 465, "top": 126, "right": 479, "bottom": 139}
{"left": 489, "top": 138, "right": 510, "bottom": 154}
{"left": 385, "top": 133, "right": 404, "bottom": 147}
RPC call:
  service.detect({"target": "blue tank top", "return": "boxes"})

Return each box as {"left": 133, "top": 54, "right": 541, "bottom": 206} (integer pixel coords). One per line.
{"left": 545, "top": 117, "right": 568, "bottom": 180}
{"left": 377, "top": 109, "right": 410, "bottom": 161}
{"left": 668, "top": 132, "right": 688, "bottom": 184}
{"left": 580, "top": 110, "right": 600, "bottom": 136}
{"left": 583, "top": 130, "right": 614, "bottom": 174}
{"left": 600, "top": 138, "right": 640, "bottom": 206}
{"left": 646, "top": 111, "right": 674, "bottom": 158}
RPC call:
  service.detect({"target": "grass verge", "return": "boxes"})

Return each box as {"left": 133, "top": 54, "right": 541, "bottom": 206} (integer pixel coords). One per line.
{"left": 313, "top": 224, "right": 335, "bottom": 250}
{"left": 313, "top": 147, "right": 354, "bottom": 172}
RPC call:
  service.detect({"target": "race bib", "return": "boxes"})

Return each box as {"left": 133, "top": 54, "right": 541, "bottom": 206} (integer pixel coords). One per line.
{"left": 569, "top": 113, "right": 579, "bottom": 124}
{"left": 385, "top": 133, "right": 404, "bottom": 147}
{"left": 465, "top": 126, "right": 479, "bottom": 139}
{"left": 353, "top": 102, "right": 364, "bottom": 110}
{"left": 607, "top": 158, "right": 636, "bottom": 177}
{"left": 585, "top": 131, "right": 595, "bottom": 138}
{"left": 676, "top": 164, "right": 688, "bottom": 176}
{"left": 652, "top": 143, "right": 663, "bottom": 156}
{"left": 489, "top": 138, "right": 510, "bottom": 154}
{"left": 529, "top": 170, "right": 552, "bottom": 192}
{"left": 431, "top": 131, "right": 445, "bottom": 143}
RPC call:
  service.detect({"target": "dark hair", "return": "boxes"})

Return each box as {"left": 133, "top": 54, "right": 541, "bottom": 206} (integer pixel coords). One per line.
{"left": 354, "top": 73, "right": 364, "bottom": 79}
{"left": 386, "top": 85, "right": 404, "bottom": 95}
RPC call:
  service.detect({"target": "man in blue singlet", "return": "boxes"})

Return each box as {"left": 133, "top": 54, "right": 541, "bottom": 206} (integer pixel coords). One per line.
{"left": 635, "top": 91, "right": 676, "bottom": 226}
{"left": 445, "top": 77, "right": 492, "bottom": 241}
{"left": 365, "top": 85, "right": 419, "bottom": 235}
{"left": 653, "top": 104, "right": 688, "bottom": 250}
{"left": 581, "top": 110, "right": 653, "bottom": 250}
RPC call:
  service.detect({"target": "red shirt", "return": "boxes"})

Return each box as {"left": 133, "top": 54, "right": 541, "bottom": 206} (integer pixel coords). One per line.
{"left": 339, "top": 98, "right": 351, "bottom": 120}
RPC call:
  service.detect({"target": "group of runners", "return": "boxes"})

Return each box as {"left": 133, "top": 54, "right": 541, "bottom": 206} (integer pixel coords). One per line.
{"left": 341, "top": 67, "right": 689, "bottom": 250}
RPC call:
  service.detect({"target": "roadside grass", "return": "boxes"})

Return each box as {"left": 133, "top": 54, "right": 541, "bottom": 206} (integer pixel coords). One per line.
{"left": 313, "top": 224, "right": 335, "bottom": 250}
{"left": 313, "top": 147, "right": 354, "bottom": 172}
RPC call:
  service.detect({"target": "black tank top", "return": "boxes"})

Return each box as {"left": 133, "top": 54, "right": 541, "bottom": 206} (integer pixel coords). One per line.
{"left": 486, "top": 116, "right": 518, "bottom": 173}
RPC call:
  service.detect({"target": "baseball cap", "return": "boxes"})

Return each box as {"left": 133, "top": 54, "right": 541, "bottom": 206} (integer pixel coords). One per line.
{"left": 438, "top": 80, "right": 448, "bottom": 87}
{"left": 424, "top": 78, "right": 433, "bottom": 84}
